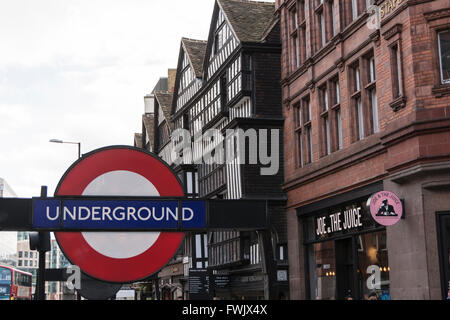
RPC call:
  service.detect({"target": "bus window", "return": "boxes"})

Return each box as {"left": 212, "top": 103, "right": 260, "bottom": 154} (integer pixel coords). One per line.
{"left": 17, "top": 273, "right": 31, "bottom": 287}
{"left": 0, "top": 267, "right": 12, "bottom": 300}
{"left": 0, "top": 268, "right": 11, "bottom": 281}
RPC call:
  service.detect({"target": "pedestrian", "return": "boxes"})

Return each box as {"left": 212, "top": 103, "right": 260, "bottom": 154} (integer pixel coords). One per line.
{"left": 447, "top": 281, "right": 450, "bottom": 300}
{"left": 367, "top": 292, "right": 378, "bottom": 300}
{"left": 344, "top": 290, "right": 353, "bottom": 300}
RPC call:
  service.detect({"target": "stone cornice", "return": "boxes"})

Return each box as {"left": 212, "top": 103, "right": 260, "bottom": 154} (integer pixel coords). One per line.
{"left": 382, "top": 23, "right": 403, "bottom": 40}
{"left": 424, "top": 7, "right": 450, "bottom": 22}
{"left": 284, "top": 115, "right": 450, "bottom": 192}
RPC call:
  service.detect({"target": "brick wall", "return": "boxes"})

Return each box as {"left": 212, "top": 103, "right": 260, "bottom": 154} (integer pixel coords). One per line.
{"left": 279, "top": 0, "right": 450, "bottom": 207}
{"left": 279, "top": 0, "right": 450, "bottom": 300}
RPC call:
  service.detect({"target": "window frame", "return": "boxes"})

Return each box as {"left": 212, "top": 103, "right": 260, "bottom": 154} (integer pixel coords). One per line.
{"left": 364, "top": 51, "right": 378, "bottom": 135}
{"left": 289, "top": 1, "right": 307, "bottom": 71}
{"left": 293, "top": 95, "right": 313, "bottom": 167}
{"left": 319, "top": 84, "right": 331, "bottom": 157}
{"left": 438, "top": 30, "right": 450, "bottom": 85}
{"left": 349, "top": 61, "right": 363, "bottom": 142}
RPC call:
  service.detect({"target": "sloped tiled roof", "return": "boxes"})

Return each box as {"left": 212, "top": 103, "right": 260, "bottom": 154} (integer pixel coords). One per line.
{"left": 182, "top": 38, "right": 207, "bottom": 78}
{"left": 142, "top": 113, "right": 154, "bottom": 148}
{"left": 154, "top": 91, "right": 174, "bottom": 130}
{"left": 218, "top": 0, "right": 276, "bottom": 43}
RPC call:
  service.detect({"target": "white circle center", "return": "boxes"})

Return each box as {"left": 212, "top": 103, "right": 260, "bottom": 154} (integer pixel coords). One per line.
{"left": 81, "top": 170, "right": 161, "bottom": 259}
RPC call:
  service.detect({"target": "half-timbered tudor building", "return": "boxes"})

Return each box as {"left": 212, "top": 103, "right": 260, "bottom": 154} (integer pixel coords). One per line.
{"left": 134, "top": 73, "right": 187, "bottom": 300}
{"left": 170, "top": 0, "right": 288, "bottom": 299}
{"left": 137, "top": 76, "right": 171, "bottom": 152}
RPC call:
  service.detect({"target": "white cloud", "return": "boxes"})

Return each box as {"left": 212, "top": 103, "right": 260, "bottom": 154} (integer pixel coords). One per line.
{"left": 0, "top": 0, "right": 215, "bottom": 197}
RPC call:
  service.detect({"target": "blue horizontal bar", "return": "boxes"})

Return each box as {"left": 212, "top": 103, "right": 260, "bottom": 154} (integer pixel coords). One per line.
{"left": 32, "top": 199, "right": 206, "bottom": 230}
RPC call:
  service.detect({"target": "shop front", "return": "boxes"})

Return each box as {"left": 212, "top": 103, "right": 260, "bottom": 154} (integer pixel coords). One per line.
{"left": 299, "top": 183, "right": 391, "bottom": 300}
{"left": 437, "top": 212, "right": 450, "bottom": 300}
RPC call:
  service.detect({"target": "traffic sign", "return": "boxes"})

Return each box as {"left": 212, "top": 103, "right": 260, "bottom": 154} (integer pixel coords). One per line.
{"left": 33, "top": 198, "right": 206, "bottom": 230}
{"left": 54, "top": 146, "right": 186, "bottom": 283}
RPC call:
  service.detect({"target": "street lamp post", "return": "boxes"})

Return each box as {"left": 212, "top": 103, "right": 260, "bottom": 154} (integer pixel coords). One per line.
{"left": 49, "top": 139, "right": 81, "bottom": 158}
{"left": 48, "top": 138, "right": 81, "bottom": 301}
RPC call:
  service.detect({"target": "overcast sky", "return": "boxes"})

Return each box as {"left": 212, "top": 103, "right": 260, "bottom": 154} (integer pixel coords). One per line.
{"left": 0, "top": 0, "right": 218, "bottom": 197}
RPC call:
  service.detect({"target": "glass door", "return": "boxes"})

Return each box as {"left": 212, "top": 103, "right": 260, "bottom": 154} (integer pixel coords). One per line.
{"left": 335, "top": 237, "right": 356, "bottom": 300}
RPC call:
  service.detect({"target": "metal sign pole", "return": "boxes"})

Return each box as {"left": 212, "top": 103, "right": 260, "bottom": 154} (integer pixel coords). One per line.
{"left": 36, "top": 186, "right": 48, "bottom": 301}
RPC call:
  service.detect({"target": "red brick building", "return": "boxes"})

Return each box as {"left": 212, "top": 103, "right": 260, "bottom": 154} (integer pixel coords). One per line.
{"left": 277, "top": 0, "right": 450, "bottom": 299}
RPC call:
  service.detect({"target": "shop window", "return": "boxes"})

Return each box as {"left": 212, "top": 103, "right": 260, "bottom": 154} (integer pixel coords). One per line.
{"left": 437, "top": 212, "right": 450, "bottom": 299}
{"left": 357, "top": 231, "right": 390, "bottom": 300}
{"left": 304, "top": 196, "right": 390, "bottom": 300}
{"left": 308, "top": 241, "right": 336, "bottom": 300}
{"left": 307, "top": 232, "right": 390, "bottom": 300}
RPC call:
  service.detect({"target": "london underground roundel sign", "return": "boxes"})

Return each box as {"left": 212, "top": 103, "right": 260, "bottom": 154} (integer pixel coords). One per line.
{"left": 54, "top": 146, "right": 184, "bottom": 283}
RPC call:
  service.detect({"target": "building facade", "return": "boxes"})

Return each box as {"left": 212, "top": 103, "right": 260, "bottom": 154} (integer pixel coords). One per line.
{"left": 134, "top": 71, "right": 187, "bottom": 300}
{"left": 277, "top": 0, "right": 450, "bottom": 300}
{"left": 45, "top": 239, "right": 72, "bottom": 300}
{"left": 170, "top": 0, "right": 288, "bottom": 300}
{"left": 0, "top": 178, "right": 18, "bottom": 266}
{"left": 134, "top": 0, "right": 289, "bottom": 300}
{"left": 16, "top": 232, "right": 39, "bottom": 294}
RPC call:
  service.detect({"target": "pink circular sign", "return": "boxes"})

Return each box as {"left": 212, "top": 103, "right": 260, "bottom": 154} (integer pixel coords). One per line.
{"left": 369, "top": 191, "right": 403, "bottom": 226}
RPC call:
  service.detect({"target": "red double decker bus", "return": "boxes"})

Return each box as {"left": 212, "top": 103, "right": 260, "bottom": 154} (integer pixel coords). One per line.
{"left": 0, "top": 265, "right": 32, "bottom": 300}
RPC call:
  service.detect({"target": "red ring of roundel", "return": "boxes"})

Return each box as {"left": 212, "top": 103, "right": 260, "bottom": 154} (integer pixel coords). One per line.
{"left": 54, "top": 147, "right": 184, "bottom": 283}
